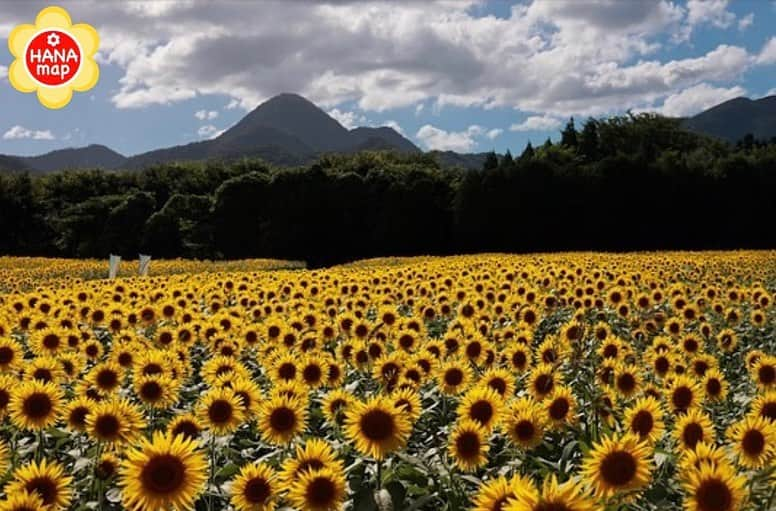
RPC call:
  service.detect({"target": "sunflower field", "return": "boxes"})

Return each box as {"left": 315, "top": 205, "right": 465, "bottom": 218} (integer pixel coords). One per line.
{"left": 0, "top": 251, "right": 774, "bottom": 511}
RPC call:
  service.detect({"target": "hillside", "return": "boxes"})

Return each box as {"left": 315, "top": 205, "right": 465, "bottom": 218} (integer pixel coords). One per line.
{"left": 684, "top": 95, "right": 776, "bottom": 143}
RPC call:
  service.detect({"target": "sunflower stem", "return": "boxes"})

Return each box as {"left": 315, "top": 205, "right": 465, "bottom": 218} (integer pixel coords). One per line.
{"left": 376, "top": 458, "right": 382, "bottom": 491}
{"left": 208, "top": 434, "right": 216, "bottom": 511}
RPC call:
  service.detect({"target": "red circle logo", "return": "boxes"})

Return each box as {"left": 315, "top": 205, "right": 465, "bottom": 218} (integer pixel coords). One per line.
{"left": 24, "top": 30, "right": 82, "bottom": 87}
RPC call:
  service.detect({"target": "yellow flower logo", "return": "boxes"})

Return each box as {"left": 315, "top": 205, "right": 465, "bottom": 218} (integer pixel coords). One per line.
{"left": 8, "top": 6, "right": 99, "bottom": 109}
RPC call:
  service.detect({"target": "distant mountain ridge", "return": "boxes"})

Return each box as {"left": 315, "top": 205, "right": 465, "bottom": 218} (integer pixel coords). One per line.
{"left": 4, "top": 93, "right": 773, "bottom": 174}
{"left": 683, "top": 95, "right": 776, "bottom": 142}
{"left": 0, "top": 93, "right": 423, "bottom": 173}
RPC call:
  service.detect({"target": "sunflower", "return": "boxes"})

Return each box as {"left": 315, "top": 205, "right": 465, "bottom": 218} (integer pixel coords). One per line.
{"left": 505, "top": 474, "right": 596, "bottom": 511}
{"left": 0, "top": 374, "right": 17, "bottom": 418}
{"left": 26, "top": 356, "right": 62, "bottom": 384}
{"left": 5, "top": 459, "right": 73, "bottom": 510}
{"left": 437, "top": 360, "right": 472, "bottom": 395}
{"left": 230, "top": 462, "right": 278, "bottom": 511}
{"left": 581, "top": 433, "right": 653, "bottom": 500}
{"left": 752, "top": 355, "right": 776, "bottom": 389}
{"left": 613, "top": 363, "right": 641, "bottom": 399}
{"left": 667, "top": 375, "right": 701, "bottom": 414}
{"left": 678, "top": 442, "right": 728, "bottom": 475}
{"left": 674, "top": 408, "right": 715, "bottom": 451}
{"left": 448, "top": 419, "right": 490, "bottom": 472}
{"left": 505, "top": 344, "right": 532, "bottom": 373}
{"left": 9, "top": 379, "right": 63, "bottom": 431}
{"left": 529, "top": 364, "right": 560, "bottom": 400}
{"left": 345, "top": 395, "right": 411, "bottom": 460}
{"left": 481, "top": 368, "right": 515, "bottom": 399}
{"left": 726, "top": 415, "right": 776, "bottom": 469}
{"left": 542, "top": 386, "right": 577, "bottom": 429}
{"left": 287, "top": 468, "right": 346, "bottom": 511}
{"left": 504, "top": 398, "right": 546, "bottom": 449}
{"left": 682, "top": 462, "right": 747, "bottom": 511}
{"left": 167, "top": 413, "right": 203, "bottom": 442}
{"left": 300, "top": 357, "right": 328, "bottom": 389}
{"left": 86, "top": 398, "right": 146, "bottom": 445}
{"left": 95, "top": 452, "right": 122, "bottom": 480}
{"left": 749, "top": 390, "right": 776, "bottom": 422}
{"left": 458, "top": 386, "right": 503, "bottom": 432}
{"left": 196, "top": 388, "right": 245, "bottom": 436}
{"left": 0, "top": 492, "right": 46, "bottom": 511}
{"left": 281, "top": 438, "right": 342, "bottom": 485}
{"left": 471, "top": 474, "right": 534, "bottom": 511}
{"left": 391, "top": 388, "right": 422, "bottom": 422}
{"left": 57, "top": 352, "right": 84, "bottom": 381}
{"left": 321, "top": 389, "right": 355, "bottom": 427}
{"left": 701, "top": 369, "right": 728, "bottom": 402}
{"left": 229, "top": 376, "right": 262, "bottom": 418}
{"left": 0, "top": 337, "right": 23, "bottom": 373}
{"left": 119, "top": 431, "right": 207, "bottom": 511}
{"left": 259, "top": 394, "right": 307, "bottom": 445}
{"left": 623, "top": 396, "right": 665, "bottom": 444}
{"left": 134, "top": 374, "right": 177, "bottom": 409}
{"left": 0, "top": 439, "right": 8, "bottom": 474}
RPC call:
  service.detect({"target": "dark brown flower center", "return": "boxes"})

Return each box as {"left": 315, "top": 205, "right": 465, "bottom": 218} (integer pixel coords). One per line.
{"left": 360, "top": 409, "right": 395, "bottom": 441}
{"left": 0, "top": 346, "right": 13, "bottom": 364}
{"left": 695, "top": 478, "right": 732, "bottom": 511}
{"left": 141, "top": 454, "right": 185, "bottom": 495}
{"left": 306, "top": 476, "right": 337, "bottom": 506}
{"left": 172, "top": 420, "right": 199, "bottom": 440}
{"left": 269, "top": 407, "right": 296, "bottom": 432}
{"left": 515, "top": 419, "right": 535, "bottom": 441}
{"left": 23, "top": 392, "right": 52, "bottom": 419}
{"left": 25, "top": 476, "right": 58, "bottom": 505}
{"left": 444, "top": 368, "right": 464, "bottom": 386}
{"left": 683, "top": 423, "right": 704, "bottom": 448}
{"left": 208, "top": 399, "right": 233, "bottom": 425}
{"left": 599, "top": 451, "right": 637, "bottom": 487}
{"left": 95, "top": 414, "right": 120, "bottom": 439}
{"left": 631, "top": 410, "right": 654, "bottom": 438}
{"left": 244, "top": 477, "right": 271, "bottom": 503}
{"left": 742, "top": 429, "right": 765, "bottom": 456}
{"left": 455, "top": 428, "right": 482, "bottom": 460}
{"left": 549, "top": 398, "right": 570, "bottom": 421}
{"left": 469, "top": 400, "right": 494, "bottom": 425}
{"left": 672, "top": 386, "right": 693, "bottom": 411}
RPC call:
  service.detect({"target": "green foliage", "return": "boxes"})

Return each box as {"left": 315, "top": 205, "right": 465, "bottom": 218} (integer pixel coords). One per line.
{"left": 0, "top": 114, "right": 775, "bottom": 264}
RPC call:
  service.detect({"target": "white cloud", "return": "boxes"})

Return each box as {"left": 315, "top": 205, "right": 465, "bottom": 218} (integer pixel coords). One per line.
{"left": 383, "top": 120, "right": 405, "bottom": 136}
{"left": 2, "top": 125, "right": 55, "bottom": 140}
{"left": 225, "top": 99, "right": 242, "bottom": 110}
{"left": 194, "top": 109, "right": 218, "bottom": 120}
{"left": 415, "top": 103, "right": 424, "bottom": 116}
{"left": 416, "top": 124, "right": 493, "bottom": 152}
{"left": 0, "top": 65, "right": 6, "bottom": 81}
{"left": 510, "top": 115, "right": 563, "bottom": 132}
{"left": 0, "top": 1, "right": 761, "bottom": 119}
{"left": 756, "top": 37, "right": 776, "bottom": 65}
{"left": 766, "top": 88, "right": 776, "bottom": 97}
{"left": 486, "top": 128, "right": 503, "bottom": 140}
{"left": 197, "top": 124, "right": 224, "bottom": 139}
{"left": 654, "top": 83, "right": 746, "bottom": 117}
{"left": 738, "top": 13, "right": 754, "bottom": 30}
{"left": 328, "top": 108, "right": 366, "bottom": 129}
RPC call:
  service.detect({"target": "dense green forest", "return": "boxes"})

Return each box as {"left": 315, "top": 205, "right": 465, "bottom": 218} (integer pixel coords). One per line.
{"left": 1, "top": 113, "right": 774, "bottom": 267}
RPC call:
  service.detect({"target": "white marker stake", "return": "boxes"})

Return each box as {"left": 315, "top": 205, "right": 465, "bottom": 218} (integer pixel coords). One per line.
{"left": 139, "top": 254, "right": 151, "bottom": 276}
{"left": 108, "top": 254, "right": 121, "bottom": 279}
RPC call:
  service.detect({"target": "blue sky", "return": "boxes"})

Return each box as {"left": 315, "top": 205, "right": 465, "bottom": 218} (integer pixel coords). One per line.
{"left": 1, "top": 0, "right": 775, "bottom": 157}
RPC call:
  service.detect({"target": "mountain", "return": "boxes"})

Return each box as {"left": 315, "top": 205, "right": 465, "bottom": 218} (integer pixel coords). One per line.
{"left": 124, "top": 93, "right": 420, "bottom": 169}
{"left": 20, "top": 144, "right": 127, "bottom": 173}
{"left": 0, "top": 155, "right": 28, "bottom": 173}
{"left": 684, "top": 95, "right": 776, "bottom": 143}
{"left": 429, "top": 150, "right": 490, "bottom": 170}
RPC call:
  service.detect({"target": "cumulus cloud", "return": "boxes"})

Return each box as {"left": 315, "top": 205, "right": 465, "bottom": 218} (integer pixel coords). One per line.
{"left": 328, "top": 108, "right": 366, "bottom": 130}
{"left": 2, "top": 125, "right": 55, "bottom": 140}
{"left": 383, "top": 120, "right": 405, "bottom": 136}
{"left": 486, "top": 128, "right": 503, "bottom": 140}
{"left": 197, "top": 124, "right": 224, "bottom": 139}
{"left": 756, "top": 37, "right": 776, "bottom": 65}
{"left": 654, "top": 83, "right": 746, "bottom": 117}
{"left": 510, "top": 115, "right": 563, "bottom": 132}
{"left": 416, "top": 124, "right": 493, "bottom": 152}
{"left": 195, "top": 109, "right": 218, "bottom": 120}
{"left": 0, "top": 1, "right": 762, "bottom": 120}
{"left": 738, "top": 13, "right": 754, "bottom": 30}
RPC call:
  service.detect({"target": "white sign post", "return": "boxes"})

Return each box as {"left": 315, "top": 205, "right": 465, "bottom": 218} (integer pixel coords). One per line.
{"left": 108, "top": 254, "right": 121, "bottom": 279}
{"left": 139, "top": 254, "right": 151, "bottom": 276}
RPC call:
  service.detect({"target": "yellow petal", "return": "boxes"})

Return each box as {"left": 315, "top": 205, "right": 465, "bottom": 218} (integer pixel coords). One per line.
{"left": 70, "top": 24, "right": 99, "bottom": 56}
{"left": 35, "top": 6, "right": 72, "bottom": 30}
{"left": 38, "top": 86, "right": 73, "bottom": 110}
{"left": 8, "top": 60, "right": 37, "bottom": 93}
{"left": 8, "top": 24, "right": 36, "bottom": 58}
{"left": 71, "top": 59, "right": 99, "bottom": 92}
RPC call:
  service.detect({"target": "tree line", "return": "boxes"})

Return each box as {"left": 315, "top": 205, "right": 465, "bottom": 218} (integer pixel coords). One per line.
{"left": 1, "top": 113, "right": 774, "bottom": 267}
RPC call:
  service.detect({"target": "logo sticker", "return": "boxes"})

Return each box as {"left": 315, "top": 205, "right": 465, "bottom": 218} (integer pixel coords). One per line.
{"left": 8, "top": 6, "right": 99, "bottom": 109}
